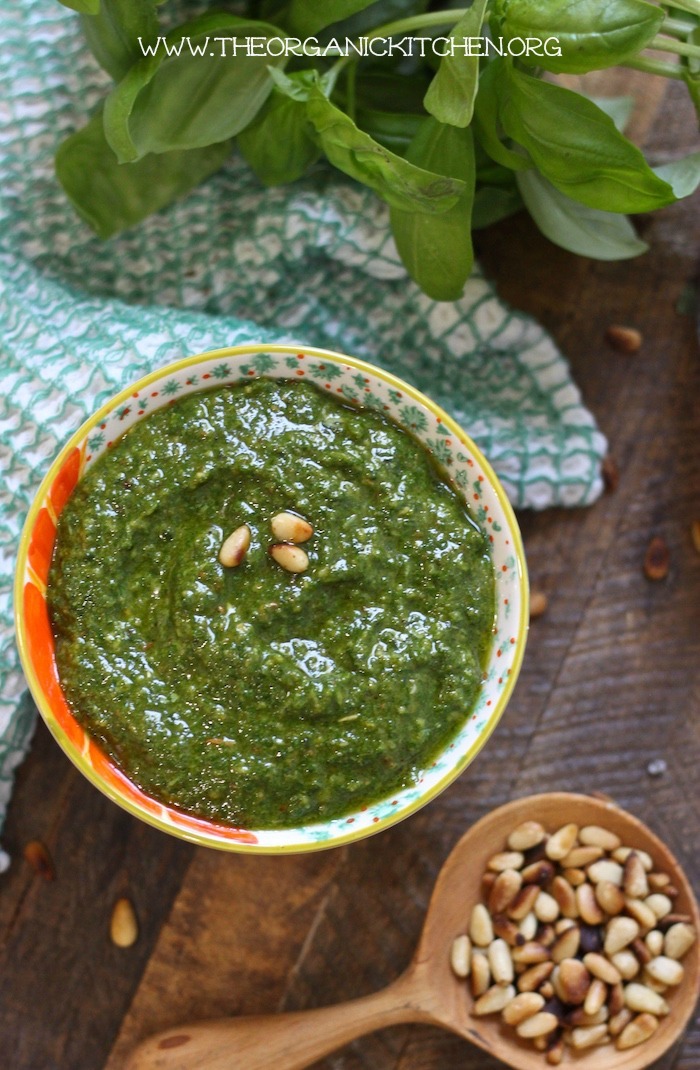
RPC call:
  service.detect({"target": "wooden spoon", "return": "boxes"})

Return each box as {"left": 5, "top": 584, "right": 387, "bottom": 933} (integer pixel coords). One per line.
{"left": 126, "top": 793, "right": 700, "bottom": 1070}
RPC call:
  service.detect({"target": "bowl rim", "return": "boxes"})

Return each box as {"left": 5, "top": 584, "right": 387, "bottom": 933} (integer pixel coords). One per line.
{"left": 14, "top": 342, "right": 529, "bottom": 852}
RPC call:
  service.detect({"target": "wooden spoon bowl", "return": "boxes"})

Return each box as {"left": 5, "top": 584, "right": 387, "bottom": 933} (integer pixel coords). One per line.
{"left": 126, "top": 793, "right": 700, "bottom": 1070}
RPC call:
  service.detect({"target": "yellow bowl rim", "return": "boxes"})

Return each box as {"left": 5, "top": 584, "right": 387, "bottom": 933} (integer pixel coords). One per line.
{"left": 14, "top": 342, "right": 529, "bottom": 853}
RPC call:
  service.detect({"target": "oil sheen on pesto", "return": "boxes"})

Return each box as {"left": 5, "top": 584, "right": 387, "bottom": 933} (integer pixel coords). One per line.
{"left": 48, "top": 379, "right": 495, "bottom": 828}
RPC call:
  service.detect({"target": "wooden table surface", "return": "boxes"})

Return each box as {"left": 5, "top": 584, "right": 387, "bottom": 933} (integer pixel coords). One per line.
{"left": 1, "top": 73, "right": 698, "bottom": 1070}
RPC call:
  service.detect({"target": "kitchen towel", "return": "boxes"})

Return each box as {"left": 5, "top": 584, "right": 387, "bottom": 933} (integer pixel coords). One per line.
{"left": 0, "top": 0, "right": 607, "bottom": 848}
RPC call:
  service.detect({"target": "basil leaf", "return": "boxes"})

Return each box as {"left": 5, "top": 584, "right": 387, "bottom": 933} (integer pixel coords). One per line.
{"left": 55, "top": 110, "right": 231, "bottom": 238}
{"left": 305, "top": 86, "right": 465, "bottom": 213}
{"left": 472, "top": 185, "right": 523, "bottom": 229}
{"left": 587, "top": 95, "right": 634, "bottom": 131}
{"left": 287, "top": 0, "right": 376, "bottom": 36}
{"left": 472, "top": 59, "right": 530, "bottom": 171}
{"left": 389, "top": 118, "right": 475, "bottom": 301}
{"left": 654, "top": 152, "right": 700, "bottom": 198}
{"left": 355, "top": 108, "right": 423, "bottom": 153}
{"left": 238, "top": 90, "right": 319, "bottom": 186}
{"left": 423, "top": 0, "right": 488, "bottom": 128}
{"left": 58, "top": 0, "right": 100, "bottom": 13}
{"left": 80, "top": 0, "right": 159, "bottom": 80}
{"left": 500, "top": 65, "right": 677, "bottom": 212}
{"left": 517, "top": 169, "right": 648, "bottom": 260}
{"left": 492, "top": 0, "right": 664, "bottom": 74}
{"left": 104, "top": 14, "right": 286, "bottom": 162}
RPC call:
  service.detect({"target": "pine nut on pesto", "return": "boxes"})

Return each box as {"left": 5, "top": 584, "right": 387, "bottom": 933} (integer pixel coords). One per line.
{"left": 47, "top": 379, "right": 495, "bottom": 829}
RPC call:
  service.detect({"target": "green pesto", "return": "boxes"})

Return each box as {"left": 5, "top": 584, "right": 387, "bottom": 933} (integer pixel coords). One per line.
{"left": 47, "top": 379, "right": 494, "bottom": 828}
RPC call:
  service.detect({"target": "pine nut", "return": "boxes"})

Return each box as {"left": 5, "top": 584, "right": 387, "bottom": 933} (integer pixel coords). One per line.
{"left": 610, "top": 950, "right": 640, "bottom": 980}
{"left": 488, "top": 868, "right": 522, "bottom": 915}
{"left": 219, "top": 523, "right": 251, "bottom": 567}
{"left": 512, "top": 941, "right": 551, "bottom": 965}
{"left": 519, "top": 912, "right": 538, "bottom": 942}
{"left": 270, "top": 511, "right": 313, "bottom": 543}
{"left": 470, "top": 903, "right": 494, "bottom": 947}
{"left": 613, "top": 846, "right": 653, "bottom": 871}
{"left": 645, "top": 893, "right": 673, "bottom": 920}
{"left": 559, "top": 845, "right": 603, "bottom": 869}
{"left": 583, "top": 952, "right": 621, "bottom": 985}
{"left": 579, "top": 825, "right": 621, "bottom": 851}
{"left": 584, "top": 978, "right": 607, "bottom": 1016}
{"left": 507, "top": 821, "right": 547, "bottom": 852}
{"left": 664, "top": 922, "right": 696, "bottom": 960}
{"left": 623, "top": 853, "right": 651, "bottom": 898}
{"left": 516, "top": 961, "right": 554, "bottom": 992}
{"left": 588, "top": 859, "right": 623, "bottom": 885}
{"left": 625, "top": 897, "right": 657, "bottom": 933}
{"left": 521, "top": 860, "right": 555, "bottom": 886}
{"left": 576, "top": 883, "right": 605, "bottom": 925}
{"left": 561, "top": 867, "right": 586, "bottom": 887}
{"left": 470, "top": 950, "right": 491, "bottom": 996}
{"left": 502, "top": 991, "right": 545, "bottom": 1026}
{"left": 607, "top": 981, "right": 626, "bottom": 1017}
{"left": 551, "top": 876, "right": 578, "bottom": 918}
{"left": 534, "top": 891, "right": 560, "bottom": 924}
{"left": 450, "top": 934, "right": 471, "bottom": 978}
{"left": 645, "top": 929, "right": 664, "bottom": 957}
{"left": 487, "top": 850, "right": 525, "bottom": 872}
{"left": 624, "top": 982, "right": 669, "bottom": 1016}
{"left": 492, "top": 914, "right": 523, "bottom": 946}
{"left": 474, "top": 983, "right": 515, "bottom": 1015}
{"left": 569, "top": 1024, "right": 608, "bottom": 1049}
{"left": 488, "top": 938, "right": 514, "bottom": 985}
{"left": 594, "top": 879, "right": 625, "bottom": 916}
{"left": 516, "top": 1011, "right": 559, "bottom": 1038}
{"left": 545, "top": 824, "right": 579, "bottom": 861}
{"left": 646, "top": 955, "right": 684, "bottom": 986}
{"left": 507, "top": 883, "right": 541, "bottom": 920}
{"left": 551, "top": 925, "right": 581, "bottom": 963}
{"left": 269, "top": 542, "right": 309, "bottom": 573}
{"left": 110, "top": 897, "right": 138, "bottom": 948}
{"left": 604, "top": 915, "right": 639, "bottom": 955}
{"left": 608, "top": 1006, "right": 633, "bottom": 1036}
{"left": 616, "top": 1012, "right": 659, "bottom": 1050}
{"left": 558, "top": 958, "right": 591, "bottom": 1005}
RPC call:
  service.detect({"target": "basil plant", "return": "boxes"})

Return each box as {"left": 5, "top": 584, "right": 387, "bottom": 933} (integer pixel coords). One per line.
{"left": 55, "top": 0, "right": 700, "bottom": 300}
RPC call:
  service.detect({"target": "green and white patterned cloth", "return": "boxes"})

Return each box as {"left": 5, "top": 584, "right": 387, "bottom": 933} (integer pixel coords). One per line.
{"left": 0, "top": 0, "right": 606, "bottom": 848}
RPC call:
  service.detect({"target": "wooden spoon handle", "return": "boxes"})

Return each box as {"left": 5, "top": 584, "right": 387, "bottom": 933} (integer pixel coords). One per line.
{"left": 125, "top": 974, "right": 431, "bottom": 1070}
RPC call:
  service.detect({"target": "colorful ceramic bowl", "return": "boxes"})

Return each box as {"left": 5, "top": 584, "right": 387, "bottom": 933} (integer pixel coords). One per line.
{"left": 14, "top": 344, "right": 528, "bottom": 852}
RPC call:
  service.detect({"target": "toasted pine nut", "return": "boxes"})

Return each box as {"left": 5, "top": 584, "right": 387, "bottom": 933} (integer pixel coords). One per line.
{"left": 270, "top": 511, "right": 313, "bottom": 543}
{"left": 645, "top": 929, "right": 664, "bottom": 957}
{"left": 579, "top": 825, "right": 621, "bottom": 851}
{"left": 664, "top": 922, "right": 696, "bottom": 960}
{"left": 576, "top": 883, "right": 605, "bottom": 925}
{"left": 534, "top": 891, "right": 560, "bottom": 924}
{"left": 545, "top": 824, "right": 579, "bottom": 861}
{"left": 469, "top": 903, "right": 494, "bottom": 947}
{"left": 269, "top": 542, "right": 309, "bottom": 573}
{"left": 551, "top": 925, "right": 581, "bottom": 963}
{"left": 645, "top": 893, "right": 673, "bottom": 920}
{"left": 588, "top": 859, "right": 624, "bottom": 886}
{"left": 583, "top": 951, "right": 621, "bottom": 986}
{"left": 584, "top": 978, "right": 607, "bottom": 1017}
{"left": 450, "top": 934, "right": 471, "bottom": 978}
{"left": 646, "top": 955, "right": 684, "bottom": 986}
{"left": 623, "top": 853, "right": 651, "bottom": 898}
{"left": 487, "top": 850, "right": 525, "bottom": 872}
{"left": 470, "top": 950, "right": 491, "bottom": 996}
{"left": 474, "top": 983, "right": 515, "bottom": 1015}
{"left": 219, "top": 524, "right": 251, "bottom": 567}
{"left": 507, "top": 821, "right": 547, "bottom": 852}
{"left": 625, "top": 897, "right": 657, "bottom": 933}
{"left": 488, "top": 939, "right": 515, "bottom": 985}
{"left": 488, "top": 868, "right": 522, "bottom": 915}
{"left": 502, "top": 991, "right": 545, "bottom": 1026}
{"left": 610, "top": 949, "right": 640, "bottom": 980}
{"left": 608, "top": 1006, "right": 633, "bottom": 1037}
{"left": 595, "top": 879, "right": 625, "bottom": 916}
{"left": 569, "top": 1024, "right": 608, "bottom": 1049}
{"left": 605, "top": 915, "right": 639, "bottom": 956}
{"left": 516, "top": 1011, "right": 559, "bottom": 1038}
{"left": 558, "top": 958, "right": 591, "bottom": 1005}
{"left": 616, "top": 1012, "right": 659, "bottom": 1049}
{"left": 623, "top": 982, "right": 669, "bottom": 1017}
